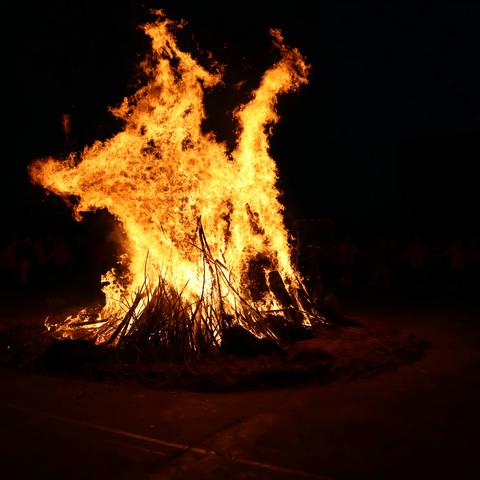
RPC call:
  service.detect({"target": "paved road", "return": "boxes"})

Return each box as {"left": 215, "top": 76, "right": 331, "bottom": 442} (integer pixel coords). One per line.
{"left": 1, "top": 300, "right": 479, "bottom": 479}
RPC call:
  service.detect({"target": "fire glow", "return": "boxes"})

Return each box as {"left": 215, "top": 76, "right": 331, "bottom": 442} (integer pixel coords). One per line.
{"left": 30, "top": 12, "right": 320, "bottom": 356}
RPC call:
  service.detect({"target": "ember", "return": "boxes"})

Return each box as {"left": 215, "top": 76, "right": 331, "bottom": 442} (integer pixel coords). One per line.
{"left": 29, "top": 11, "right": 321, "bottom": 358}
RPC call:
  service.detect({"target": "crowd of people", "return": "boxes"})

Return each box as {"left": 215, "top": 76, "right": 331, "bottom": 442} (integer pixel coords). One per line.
{"left": 0, "top": 235, "right": 75, "bottom": 291}
{"left": 1, "top": 227, "right": 478, "bottom": 301}
{"left": 0, "top": 228, "right": 119, "bottom": 295}
{"left": 300, "top": 233, "right": 480, "bottom": 299}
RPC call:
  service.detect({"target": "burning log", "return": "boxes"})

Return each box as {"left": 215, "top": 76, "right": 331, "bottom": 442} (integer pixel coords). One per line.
{"left": 268, "top": 270, "right": 295, "bottom": 309}
{"left": 220, "top": 325, "right": 282, "bottom": 357}
{"left": 246, "top": 255, "right": 272, "bottom": 303}
{"left": 31, "top": 11, "right": 323, "bottom": 359}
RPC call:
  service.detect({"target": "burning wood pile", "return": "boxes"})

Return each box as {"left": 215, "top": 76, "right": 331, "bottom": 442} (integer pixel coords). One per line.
{"left": 29, "top": 12, "right": 324, "bottom": 360}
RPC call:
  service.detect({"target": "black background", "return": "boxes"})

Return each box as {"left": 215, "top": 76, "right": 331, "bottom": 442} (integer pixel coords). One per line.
{"left": 7, "top": 1, "right": 480, "bottom": 239}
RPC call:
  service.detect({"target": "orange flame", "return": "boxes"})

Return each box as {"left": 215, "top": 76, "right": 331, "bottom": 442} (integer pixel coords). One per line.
{"left": 30, "top": 13, "right": 311, "bottom": 343}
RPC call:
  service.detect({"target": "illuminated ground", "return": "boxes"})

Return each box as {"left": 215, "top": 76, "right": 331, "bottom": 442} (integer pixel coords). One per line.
{"left": 0, "top": 297, "right": 478, "bottom": 479}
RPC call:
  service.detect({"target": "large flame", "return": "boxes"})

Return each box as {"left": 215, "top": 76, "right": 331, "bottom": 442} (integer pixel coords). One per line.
{"left": 30, "top": 13, "right": 312, "bottom": 348}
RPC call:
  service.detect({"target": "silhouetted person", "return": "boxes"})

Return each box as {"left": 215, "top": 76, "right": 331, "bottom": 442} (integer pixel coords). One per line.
{"left": 441, "top": 240, "right": 467, "bottom": 290}
{"left": 17, "top": 236, "right": 34, "bottom": 286}
{"left": 0, "top": 237, "right": 18, "bottom": 289}
{"left": 464, "top": 237, "right": 480, "bottom": 292}
{"left": 335, "top": 236, "right": 362, "bottom": 287}
{"left": 50, "top": 235, "right": 72, "bottom": 283}
{"left": 33, "top": 236, "right": 48, "bottom": 285}
{"left": 399, "top": 236, "right": 430, "bottom": 290}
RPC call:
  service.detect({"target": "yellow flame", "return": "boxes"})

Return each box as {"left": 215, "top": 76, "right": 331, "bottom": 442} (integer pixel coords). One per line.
{"left": 30, "top": 13, "right": 311, "bottom": 339}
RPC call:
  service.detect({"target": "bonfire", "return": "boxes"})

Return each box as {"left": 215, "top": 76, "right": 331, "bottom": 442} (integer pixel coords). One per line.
{"left": 29, "top": 11, "right": 324, "bottom": 359}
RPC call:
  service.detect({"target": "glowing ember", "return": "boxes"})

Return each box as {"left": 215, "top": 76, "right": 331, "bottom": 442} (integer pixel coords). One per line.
{"left": 30, "top": 12, "right": 319, "bottom": 355}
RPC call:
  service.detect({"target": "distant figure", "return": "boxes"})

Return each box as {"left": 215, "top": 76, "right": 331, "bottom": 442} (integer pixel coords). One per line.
{"left": 303, "top": 244, "right": 338, "bottom": 310}
{"left": 441, "top": 240, "right": 467, "bottom": 288}
{"left": 335, "top": 236, "right": 362, "bottom": 287}
{"left": 468, "top": 238, "right": 480, "bottom": 272}
{"left": 33, "top": 236, "right": 48, "bottom": 283}
{"left": 310, "top": 272, "right": 327, "bottom": 309}
{"left": 50, "top": 235, "right": 72, "bottom": 282}
{"left": 304, "top": 245, "right": 323, "bottom": 283}
{"left": 399, "top": 236, "right": 431, "bottom": 289}
{"left": 17, "top": 237, "right": 34, "bottom": 286}
{"left": 0, "top": 238, "right": 18, "bottom": 287}
{"left": 467, "top": 237, "right": 480, "bottom": 289}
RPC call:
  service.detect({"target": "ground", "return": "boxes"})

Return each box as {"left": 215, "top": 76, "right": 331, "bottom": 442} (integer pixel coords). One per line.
{"left": 0, "top": 294, "right": 479, "bottom": 479}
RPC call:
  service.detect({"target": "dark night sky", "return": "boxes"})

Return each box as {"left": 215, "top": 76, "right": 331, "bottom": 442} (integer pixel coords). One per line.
{"left": 7, "top": 1, "right": 480, "bottom": 238}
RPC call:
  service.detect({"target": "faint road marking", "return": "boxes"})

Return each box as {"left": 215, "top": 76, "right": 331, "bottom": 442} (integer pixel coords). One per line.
{"left": 1, "top": 401, "right": 332, "bottom": 479}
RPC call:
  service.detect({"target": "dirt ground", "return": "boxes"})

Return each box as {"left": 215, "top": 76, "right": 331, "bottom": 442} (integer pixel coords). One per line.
{"left": 0, "top": 289, "right": 426, "bottom": 391}
{"left": 0, "top": 292, "right": 478, "bottom": 479}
